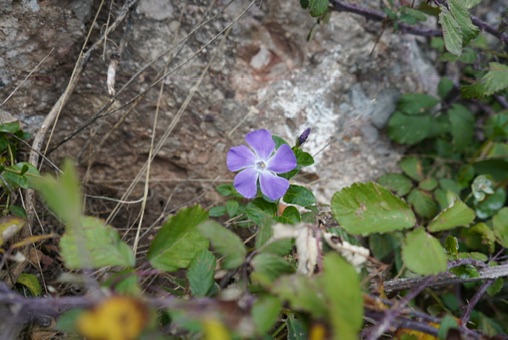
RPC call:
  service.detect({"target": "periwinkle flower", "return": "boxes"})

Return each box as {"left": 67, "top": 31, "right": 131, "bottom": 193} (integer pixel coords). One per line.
{"left": 227, "top": 129, "right": 297, "bottom": 200}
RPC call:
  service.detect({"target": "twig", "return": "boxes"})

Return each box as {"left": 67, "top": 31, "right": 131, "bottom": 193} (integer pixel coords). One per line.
{"left": 366, "top": 276, "right": 436, "bottom": 340}
{"left": 384, "top": 263, "right": 508, "bottom": 293}
{"left": 461, "top": 279, "right": 494, "bottom": 325}
{"left": 329, "top": 0, "right": 508, "bottom": 45}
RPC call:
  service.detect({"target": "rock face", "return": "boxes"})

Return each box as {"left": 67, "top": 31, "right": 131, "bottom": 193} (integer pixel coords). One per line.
{"left": 0, "top": 0, "right": 439, "bottom": 227}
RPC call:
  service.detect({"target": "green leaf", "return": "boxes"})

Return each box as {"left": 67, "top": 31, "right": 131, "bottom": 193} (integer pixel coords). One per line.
{"left": 147, "top": 206, "right": 209, "bottom": 271}
{"left": 399, "top": 156, "right": 424, "bottom": 181}
{"left": 251, "top": 253, "right": 294, "bottom": 285}
{"left": 16, "top": 273, "right": 42, "bottom": 296}
{"left": 493, "top": 207, "right": 508, "bottom": 247}
{"left": 461, "top": 223, "right": 496, "bottom": 253}
{"left": 276, "top": 206, "right": 301, "bottom": 224}
{"left": 388, "top": 111, "right": 432, "bottom": 145}
{"left": 198, "top": 220, "right": 247, "bottom": 270}
{"left": 369, "top": 233, "right": 399, "bottom": 261}
{"left": 300, "top": 0, "right": 309, "bottom": 9}
{"left": 31, "top": 160, "right": 81, "bottom": 230}
{"left": 448, "top": 104, "right": 474, "bottom": 151}
{"left": 444, "top": 235, "right": 459, "bottom": 256}
{"left": 377, "top": 173, "right": 413, "bottom": 196}
{"left": 475, "top": 187, "right": 506, "bottom": 219}
{"left": 209, "top": 206, "right": 226, "bottom": 217}
{"left": 448, "top": 0, "right": 479, "bottom": 44}
{"left": 407, "top": 188, "right": 438, "bottom": 219}
{"left": 60, "top": 216, "right": 135, "bottom": 269}
{"left": 462, "top": 62, "right": 508, "bottom": 98}
{"left": 397, "top": 93, "right": 440, "bottom": 115}
{"left": 486, "top": 277, "right": 503, "bottom": 297}
{"left": 474, "top": 159, "right": 508, "bottom": 182}
{"left": 271, "top": 275, "right": 327, "bottom": 318}
{"left": 246, "top": 198, "right": 277, "bottom": 226}
{"left": 252, "top": 296, "right": 282, "bottom": 335}
{"left": 484, "top": 111, "right": 508, "bottom": 139}
{"left": 439, "top": 8, "right": 463, "bottom": 56}
{"left": 294, "top": 148, "right": 315, "bottom": 167}
{"left": 419, "top": 178, "right": 437, "bottom": 191}
{"left": 287, "top": 314, "right": 308, "bottom": 340}
{"left": 331, "top": 182, "right": 416, "bottom": 236}
{"left": 309, "top": 0, "right": 328, "bottom": 17}
{"left": 283, "top": 185, "right": 316, "bottom": 207}
{"left": 320, "top": 253, "right": 363, "bottom": 339}
{"left": 427, "top": 196, "right": 475, "bottom": 232}
{"left": 402, "top": 228, "right": 447, "bottom": 275}
{"left": 187, "top": 249, "right": 216, "bottom": 297}
{"left": 216, "top": 184, "right": 234, "bottom": 196}
{"left": 3, "top": 162, "right": 40, "bottom": 189}
{"left": 0, "top": 121, "right": 21, "bottom": 133}
{"left": 438, "top": 77, "right": 455, "bottom": 99}
{"left": 226, "top": 200, "right": 239, "bottom": 217}
{"left": 438, "top": 314, "right": 459, "bottom": 339}
{"left": 259, "top": 238, "right": 294, "bottom": 256}
{"left": 471, "top": 175, "right": 495, "bottom": 202}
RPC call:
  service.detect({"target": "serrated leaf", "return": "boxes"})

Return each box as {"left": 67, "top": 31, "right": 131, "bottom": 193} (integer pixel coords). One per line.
{"left": 377, "top": 173, "right": 413, "bottom": 196}
{"left": 16, "top": 273, "right": 42, "bottom": 296}
{"left": 402, "top": 228, "right": 447, "bottom": 275}
{"left": 397, "top": 93, "right": 440, "bottom": 115}
{"left": 462, "top": 223, "right": 496, "bottom": 253}
{"left": 419, "top": 177, "right": 438, "bottom": 191}
{"left": 400, "top": 156, "right": 424, "bottom": 181}
{"left": 198, "top": 220, "right": 246, "bottom": 270}
{"left": 147, "top": 206, "right": 209, "bottom": 271}
{"left": 283, "top": 185, "right": 316, "bottom": 207}
{"left": 309, "top": 0, "right": 328, "bottom": 17}
{"left": 448, "top": 104, "right": 474, "bottom": 151}
{"left": 462, "top": 63, "right": 508, "bottom": 98}
{"left": 252, "top": 253, "right": 294, "bottom": 285}
{"left": 187, "top": 249, "right": 216, "bottom": 297}
{"left": 493, "top": 208, "right": 508, "bottom": 247}
{"left": 252, "top": 296, "right": 282, "bottom": 335}
{"left": 320, "top": 253, "right": 363, "bottom": 339}
{"left": 60, "top": 216, "right": 135, "bottom": 269}
{"left": 407, "top": 189, "right": 437, "bottom": 219}
{"left": 427, "top": 196, "right": 475, "bottom": 232}
{"left": 388, "top": 111, "right": 432, "bottom": 145}
{"left": 449, "top": 0, "right": 479, "bottom": 44}
{"left": 439, "top": 8, "right": 463, "bottom": 56}
{"left": 331, "top": 182, "right": 416, "bottom": 236}
{"left": 486, "top": 277, "right": 503, "bottom": 297}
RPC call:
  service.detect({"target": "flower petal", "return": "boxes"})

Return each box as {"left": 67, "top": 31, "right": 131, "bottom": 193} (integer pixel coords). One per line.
{"left": 266, "top": 144, "right": 297, "bottom": 174}
{"left": 233, "top": 168, "right": 259, "bottom": 198}
{"left": 259, "top": 171, "right": 290, "bottom": 201}
{"left": 245, "top": 129, "right": 275, "bottom": 161}
{"left": 227, "top": 145, "right": 256, "bottom": 172}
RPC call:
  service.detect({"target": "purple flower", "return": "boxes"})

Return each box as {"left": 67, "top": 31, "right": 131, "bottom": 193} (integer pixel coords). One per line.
{"left": 227, "top": 129, "right": 297, "bottom": 200}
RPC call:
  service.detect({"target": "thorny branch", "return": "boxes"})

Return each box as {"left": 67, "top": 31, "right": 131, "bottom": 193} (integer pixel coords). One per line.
{"left": 329, "top": 0, "right": 508, "bottom": 45}
{"left": 384, "top": 262, "right": 508, "bottom": 293}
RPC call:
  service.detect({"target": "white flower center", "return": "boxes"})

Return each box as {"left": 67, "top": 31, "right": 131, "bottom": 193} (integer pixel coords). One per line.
{"left": 255, "top": 160, "right": 267, "bottom": 171}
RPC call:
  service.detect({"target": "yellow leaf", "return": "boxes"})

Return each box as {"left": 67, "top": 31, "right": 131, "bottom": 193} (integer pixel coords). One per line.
{"left": 0, "top": 216, "right": 25, "bottom": 246}
{"left": 77, "top": 296, "right": 148, "bottom": 340}
{"left": 202, "top": 317, "right": 231, "bottom": 340}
